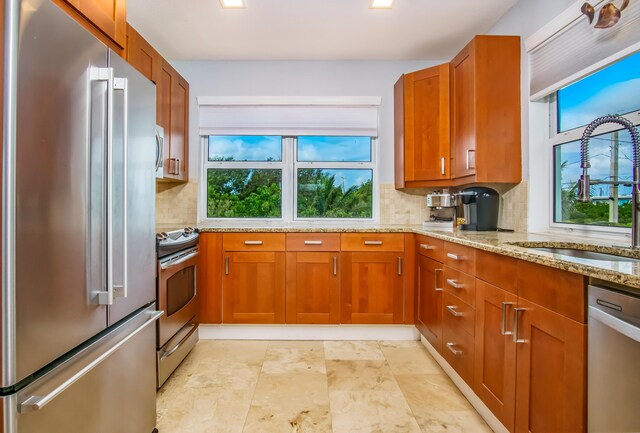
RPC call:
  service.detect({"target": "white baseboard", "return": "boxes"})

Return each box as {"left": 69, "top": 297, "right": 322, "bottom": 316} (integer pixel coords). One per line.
{"left": 420, "top": 336, "right": 509, "bottom": 433}
{"left": 198, "top": 324, "right": 420, "bottom": 341}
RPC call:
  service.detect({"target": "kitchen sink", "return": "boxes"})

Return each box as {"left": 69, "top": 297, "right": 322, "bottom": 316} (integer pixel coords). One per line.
{"left": 525, "top": 247, "right": 640, "bottom": 263}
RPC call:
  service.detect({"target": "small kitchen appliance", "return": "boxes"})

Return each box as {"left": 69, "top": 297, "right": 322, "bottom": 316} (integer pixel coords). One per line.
{"left": 156, "top": 228, "right": 200, "bottom": 388}
{"left": 456, "top": 187, "right": 499, "bottom": 231}
{"left": 424, "top": 191, "right": 455, "bottom": 231}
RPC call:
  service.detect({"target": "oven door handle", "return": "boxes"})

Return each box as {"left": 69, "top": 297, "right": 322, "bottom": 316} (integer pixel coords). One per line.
{"left": 160, "top": 250, "right": 199, "bottom": 271}
{"left": 589, "top": 305, "right": 640, "bottom": 343}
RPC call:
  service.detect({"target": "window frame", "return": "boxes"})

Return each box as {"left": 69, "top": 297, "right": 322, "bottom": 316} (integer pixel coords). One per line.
{"left": 199, "top": 135, "right": 380, "bottom": 225}
{"left": 548, "top": 93, "right": 640, "bottom": 234}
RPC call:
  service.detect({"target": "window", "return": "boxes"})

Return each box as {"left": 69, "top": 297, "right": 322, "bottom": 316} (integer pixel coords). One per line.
{"left": 552, "top": 51, "right": 640, "bottom": 229}
{"left": 203, "top": 135, "right": 377, "bottom": 222}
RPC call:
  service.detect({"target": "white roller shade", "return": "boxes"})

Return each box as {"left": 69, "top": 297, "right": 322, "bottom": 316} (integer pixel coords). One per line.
{"left": 526, "top": 0, "right": 640, "bottom": 100}
{"left": 197, "top": 97, "right": 380, "bottom": 137}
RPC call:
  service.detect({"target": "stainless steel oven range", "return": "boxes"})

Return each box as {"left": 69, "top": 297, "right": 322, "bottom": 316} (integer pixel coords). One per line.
{"left": 156, "top": 228, "right": 200, "bottom": 387}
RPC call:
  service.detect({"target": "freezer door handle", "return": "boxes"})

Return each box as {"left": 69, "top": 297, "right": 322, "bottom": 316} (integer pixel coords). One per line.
{"left": 17, "top": 310, "right": 163, "bottom": 413}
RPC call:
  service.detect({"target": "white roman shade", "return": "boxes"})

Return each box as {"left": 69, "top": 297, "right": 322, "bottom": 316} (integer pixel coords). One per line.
{"left": 526, "top": 0, "right": 640, "bottom": 100}
{"left": 197, "top": 96, "right": 381, "bottom": 137}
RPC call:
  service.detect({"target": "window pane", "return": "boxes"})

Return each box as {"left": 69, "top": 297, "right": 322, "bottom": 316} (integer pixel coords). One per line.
{"left": 557, "top": 51, "right": 640, "bottom": 132}
{"left": 297, "top": 136, "right": 372, "bottom": 162}
{"left": 208, "top": 136, "right": 282, "bottom": 162}
{"left": 207, "top": 169, "right": 282, "bottom": 218}
{"left": 553, "top": 129, "right": 634, "bottom": 227}
{"left": 297, "top": 169, "right": 372, "bottom": 218}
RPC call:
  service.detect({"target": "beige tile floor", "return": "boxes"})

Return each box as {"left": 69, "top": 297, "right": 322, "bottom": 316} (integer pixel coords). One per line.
{"left": 156, "top": 340, "right": 493, "bottom": 433}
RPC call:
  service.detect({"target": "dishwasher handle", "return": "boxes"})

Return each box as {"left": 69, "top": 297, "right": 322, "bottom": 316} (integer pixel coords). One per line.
{"left": 589, "top": 305, "right": 640, "bottom": 343}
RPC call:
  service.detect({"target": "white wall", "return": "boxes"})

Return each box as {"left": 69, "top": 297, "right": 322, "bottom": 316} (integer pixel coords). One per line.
{"left": 171, "top": 60, "right": 437, "bottom": 183}
{"left": 486, "top": 0, "right": 576, "bottom": 232}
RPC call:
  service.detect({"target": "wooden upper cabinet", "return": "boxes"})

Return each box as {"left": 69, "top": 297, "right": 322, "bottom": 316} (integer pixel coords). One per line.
{"left": 126, "top": 24, "right": 159, "bottom": 82}
{"left": 222, "top": 251, "right": 286, "bottom": 324}
{"left": 341, "top": 252, "right": 404, "bottom": 324}
{"left": 394, "top": 64, "right": 451, "bottom": 188}
{"left": 514, "top": 298, "right": 586, "bottom": 433}
{"left": 168, "top": 72, "right": 189, "bottom": 181}
{"left": 54, "top": 0, "right": 125, "bottom": 50}
{"left": 451, "top": 35, "right": 521, "bottom": 183}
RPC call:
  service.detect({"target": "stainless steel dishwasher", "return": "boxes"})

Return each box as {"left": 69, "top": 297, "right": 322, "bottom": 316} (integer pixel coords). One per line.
{"left": 588, "top": 284, "right": 640, "bottom": 432}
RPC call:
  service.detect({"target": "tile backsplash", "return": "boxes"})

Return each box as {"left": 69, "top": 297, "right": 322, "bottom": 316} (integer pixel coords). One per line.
{"left": 155, "top": 179, "right": 529, "bottom": 232}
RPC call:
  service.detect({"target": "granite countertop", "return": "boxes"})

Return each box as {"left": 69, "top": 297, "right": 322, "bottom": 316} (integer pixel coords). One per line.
{"left": 187, "top": 224, "right": 640, "bottom": 290}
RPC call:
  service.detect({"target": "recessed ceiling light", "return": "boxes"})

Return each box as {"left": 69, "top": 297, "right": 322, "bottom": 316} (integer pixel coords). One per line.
{"left": 220, "top": 0, "right": 245, "bottom": 8}
{"left": 370, "top": 0, "right": 394, "bottom": 9}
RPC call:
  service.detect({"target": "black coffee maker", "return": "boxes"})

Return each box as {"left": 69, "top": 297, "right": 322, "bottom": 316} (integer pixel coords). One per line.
{"left": 456, "top": 187, "right": 499, "bottom": 231}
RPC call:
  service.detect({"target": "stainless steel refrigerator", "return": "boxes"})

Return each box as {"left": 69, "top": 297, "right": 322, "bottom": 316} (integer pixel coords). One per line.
{"left": 1, "top": 0, "right": 161, "bottom": 432}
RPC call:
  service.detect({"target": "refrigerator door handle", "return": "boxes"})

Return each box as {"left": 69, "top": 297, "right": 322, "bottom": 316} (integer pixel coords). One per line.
{"left": 113, "top": 77, "right": 128, "bottom": 299}
{"left": 17, "top": 309, "right": 163, "bottom": 413}
{"left": 90, "top": 66, "right": 115, "bottom": 306}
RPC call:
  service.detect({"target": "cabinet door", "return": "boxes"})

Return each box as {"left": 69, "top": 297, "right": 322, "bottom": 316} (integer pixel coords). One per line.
{"left": 168, "top": 72, "right": 189, "bottom": 181}
{"left": 475, "top": 280, "right": 517, "bottom": 432}
{"left": 198, "top": 233, "right": 223, "bottom": 324}
{"left": 416, "top": 255, "right": 443, "bottom": 352}
{"left": 285, "top": 252, "right": 340, "bottom": 324}
{"left": 451, "top": 42, "right": 476, "bottom": 178}
{"left": 157, "top": 61, "right": 173, "bottom": 176}
{"left": 126, "top": 24, "right": 159, "bottom": 82}
{"left": 404, "top": 64, "right": 451, "bottom": 181}
{"left": 341, "top": 252, "right": 404, "bottom": 324}
{"left": 515, "top": 298, "right": 586, "bottom": 433}
{"left": 222, "top": 252, "right": 286, "bottom": 324}
{"left": 72, "top": 0, "right": 125, "bottom": 47}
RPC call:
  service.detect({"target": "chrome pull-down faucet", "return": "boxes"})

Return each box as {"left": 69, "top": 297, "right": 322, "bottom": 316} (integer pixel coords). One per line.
{"left": 577, "top": 114, "right": 640, "bottom": 248}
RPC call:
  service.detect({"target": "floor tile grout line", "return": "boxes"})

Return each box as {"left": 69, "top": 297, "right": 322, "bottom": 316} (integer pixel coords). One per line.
{"left": 322, "top": 341, "right": 337, "bottom": 433}
{"left": 240, "top": 342, "right": 269, "bottom": 433}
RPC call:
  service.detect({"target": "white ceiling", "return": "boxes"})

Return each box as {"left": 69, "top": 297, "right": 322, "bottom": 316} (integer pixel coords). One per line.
{"left": 127, "top": 0, "right": 519, "bottom": 61}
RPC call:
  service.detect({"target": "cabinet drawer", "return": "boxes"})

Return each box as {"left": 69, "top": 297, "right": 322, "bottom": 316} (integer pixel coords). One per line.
{"left": 416, "top": 235, "right": 444, "bottom": 262}
{"left": 442, "top": 291, "right": 475, "bottom": 336}
{"left": 286, "top": 233, "right": 340, "bottom": 251}
{"left": 443, "top": 266, "right": 476, "bottom": 307}
{"left": 341, "top": 233, "right": 405, "bottom": 252}
{"left": 444, "top": 242, "right": 476, "bottom": 275}
{"left": 223, "top": 233, "right": 286, "bottom": 251}
{"left": 443, "top": 315, "right": 475, "bottom": 386}
{"left": 476, "top": 249, "right": 518, "bottom": 294}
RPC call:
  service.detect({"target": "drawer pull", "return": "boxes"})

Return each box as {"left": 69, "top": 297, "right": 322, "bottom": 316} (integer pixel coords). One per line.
{"left": 244, "top": 240, "right": 263, "bottom": 245}
{"left": 446, "top": 342, "right": 463, "bottom": 356}
{"left": 447, "top": 279, "right": 464, "bottom": 289}
{"left": 419, "top": 244, "right": 434, "bottom": 250}
{"left": 435, "top": 268, "right": 444, "bottom": 292}
{"left": 364, "top": 240, "right": 383, "bottom": 246}
{"left": 447, "top": 252, "right": 460, "bottom": 260}
{"left": 501, "top": 302, "right": 514, "bottom": 336}
{"left": 446, "top": 305, "right": 463, "bottom": 317}
{"left": 304, "top": 240, "right": 323, "bottom": 245}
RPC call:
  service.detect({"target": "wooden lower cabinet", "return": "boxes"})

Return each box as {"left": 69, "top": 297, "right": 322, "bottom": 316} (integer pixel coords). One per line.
{"left": 285, "top": 252, "right": 340, "bottom": 324}
{"left": 474, "top": 279, "right": 517, "bottom": 431}
{"left": 341, "top": 252, "right": 404, "bottom": 324}
{"left": 222, "top": 251, "right": 286, "bottom": 324}
{"left": 416, "top": 255, "right": 443, "bottom": 352}
{"left": 198, "top": 233, "right": 223, "bottom": 324}
{"left": 514, "top": 298, "right": 587, "bottom": 433}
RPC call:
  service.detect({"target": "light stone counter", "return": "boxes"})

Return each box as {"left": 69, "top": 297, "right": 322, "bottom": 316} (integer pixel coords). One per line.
{"left": 195, "top": 224, "right": 640, "bottom": 290}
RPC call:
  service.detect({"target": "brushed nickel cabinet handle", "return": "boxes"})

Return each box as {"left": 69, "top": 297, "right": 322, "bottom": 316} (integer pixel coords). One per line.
{"left": 364, "top": 240, "right": 383, "bottom": 246}
{"left": 446, "top": 342, "right": 463, "bottom": 356}
{"left": 225, "top": 256, "right": 229, "bottom": 275}
{"left": 447, "top": 279, "right": 464, "bottom": 289}
{"left": 333, "top": 256, "right": 337, "bottom": 276}
{"left": 447, "top": 252, "right": 460, "bottom": 260}
{"left": 466, "top": 149, "right": 476, "bottom": 170}
{"left": 397, "top": 256, "right": 402, "bottom": 276}
{"left": 304, "top": 240, "right": 323, "bottom": 245}
{"left": 434, "top": 269, "right": 444, "bottom": 292}
{"left": 441, "top": 156, "right": 446, "bottom": 175}
{"left": 513, "top": 308, "right": 526, "bottom": 343}
{"left": 446, "top": 305, "right": 463, "bottom": 317}
{"left": 419, "top": 244, "right": 434, "bottom": 250}
{"left": 501, "top": 302, "right": 514, "bottom": 336}
{"left": 244, "top": 240, "right": 263, "bottom": 245}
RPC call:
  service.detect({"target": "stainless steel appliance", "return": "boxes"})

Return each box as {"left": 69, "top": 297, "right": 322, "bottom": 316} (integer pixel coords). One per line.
{"left": 456, "top": 187, "right": 499, "bottom": 231}
{"left": 156, "top": 125, "right": 164, "bottom": 178}
{"left": 156, "top": 228, "right": 200, "bottom": 387}
{"left": 1, "top": 0, "right": 161, "bottom": 431}
{"left": 424, "top": 191, "right": 455, "bottom": 231}
{"left": 588, "top": 284, "right": 640, "bottom": 433}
